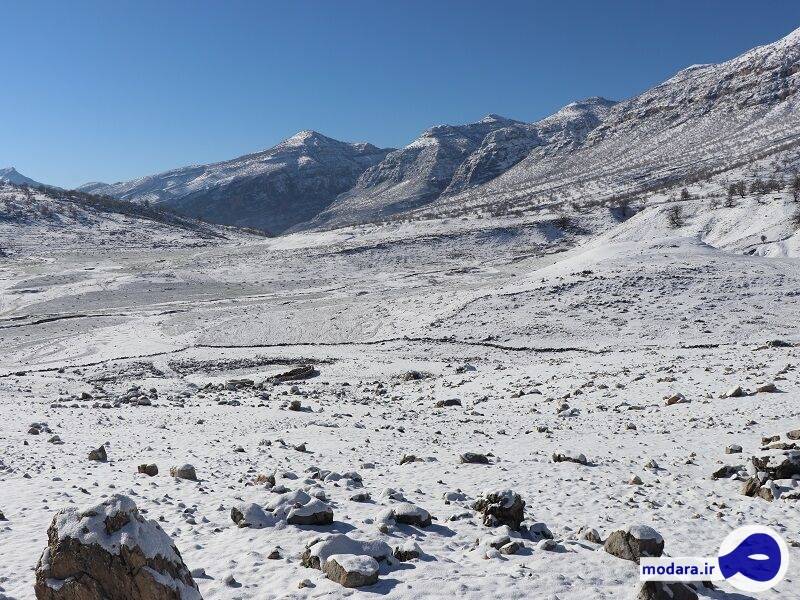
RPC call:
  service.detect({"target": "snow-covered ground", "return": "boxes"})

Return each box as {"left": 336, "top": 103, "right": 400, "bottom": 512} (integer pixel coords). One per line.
{"left": 1, "top": 183, "right": 799, "bottom": 599}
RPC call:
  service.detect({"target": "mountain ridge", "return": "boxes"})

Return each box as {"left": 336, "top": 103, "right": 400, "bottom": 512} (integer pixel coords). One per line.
{"left": 65, "top": 25, "right": 800, "bottom": 234}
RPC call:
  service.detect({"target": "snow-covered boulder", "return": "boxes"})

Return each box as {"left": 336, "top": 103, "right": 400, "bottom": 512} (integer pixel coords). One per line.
{"left": 603, "top": 525, "right": 664, "bottom": 562}
{"left": 301, "top": 534, "right": 392, "bottom": 571}
{"left": 230, "top": 503, "right": 275, "bottom": 529}
{"left": 34, "top": 494, "right": 200, "bottom": 600}
{"left": 170, "top": 464, "right": 197, "bottom": 481}
{"left": 377, "top": 502, "right": 432, "bottom": 528}
{"left": 322, "top": 554, "right": 379, "bottom": 588}
{"left": 265, "top": 489, "right": 334, "bottom": 525}
{"left": 472, "top": 490, "right": 525, "bottom": 530}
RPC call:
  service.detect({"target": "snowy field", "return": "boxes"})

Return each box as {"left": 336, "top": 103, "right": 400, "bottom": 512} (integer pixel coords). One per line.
{"left": 1, "top": 202, "right": 799, "bottom": 600}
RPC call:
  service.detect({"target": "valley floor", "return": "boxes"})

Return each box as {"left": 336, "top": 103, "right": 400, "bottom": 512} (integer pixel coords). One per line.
{"left": 1, "top": 229, "right": 799, "bottom": 599}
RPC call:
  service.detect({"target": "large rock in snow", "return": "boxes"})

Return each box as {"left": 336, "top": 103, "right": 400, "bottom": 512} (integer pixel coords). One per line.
{"left": 322, "top": 554, "right": 380, "bottom": 588}
{"left": 34, "top": 494, "right": 200, "bottom": 600}
{"left": 472, "top": 489, "right": 525, "bottom": 530}
{"left": 604, "top": 525, "right": 664, "bottom": 562}
{"left": 301, "top": 534, "right": 392, "bottom": 571}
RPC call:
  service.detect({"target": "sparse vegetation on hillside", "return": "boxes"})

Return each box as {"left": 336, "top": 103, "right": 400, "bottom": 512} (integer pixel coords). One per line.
{"left": 666, "top": 204, "right": 685, "bottom": 228}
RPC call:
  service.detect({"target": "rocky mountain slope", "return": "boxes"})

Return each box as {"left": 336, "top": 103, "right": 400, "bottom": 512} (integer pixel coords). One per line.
{"left": 420, "top": 26, "right": 800, "bottom": 219}
{"left": 306, "top": 98, "right": 617, "bottom": 229}
{"left": 0, "top": 167, "right": 43, "bottom": 188}
{"left": 0, "top": 182, "right": 256, "bottom": 251}
{"left": 81, "top": 132, "right": 392, "bottom": 234}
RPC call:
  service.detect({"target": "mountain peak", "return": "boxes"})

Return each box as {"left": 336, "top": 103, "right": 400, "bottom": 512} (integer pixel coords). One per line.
{"left": 282, "top": 130, "right": 333, "bottom": 147}
{"left": 479, "top": 113, "right": 515, "bottom": 124}
{"left": 0, "top": 167, "right": 42, "bottom": 187}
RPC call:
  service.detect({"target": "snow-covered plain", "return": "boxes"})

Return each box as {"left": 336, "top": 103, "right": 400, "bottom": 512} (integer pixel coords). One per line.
{"left": 1, "top": 170, "right": 799, "bottom": 599}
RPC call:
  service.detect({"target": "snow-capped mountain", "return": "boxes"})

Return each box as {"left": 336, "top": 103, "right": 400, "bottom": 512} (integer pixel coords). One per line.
{"left": 307, "top": 99, "right": 617, "bottom": 229}
{"left": 0, "top": 167, "right": 43, "bottom": 187}
{"left": 73, "top": 26, "right": 800, "bottom": 234}
{"left": 422, "top": 26, "right": 800, "bottom": 218}
{"left": 81, "top": 132, "right": 392, "bottom": 234}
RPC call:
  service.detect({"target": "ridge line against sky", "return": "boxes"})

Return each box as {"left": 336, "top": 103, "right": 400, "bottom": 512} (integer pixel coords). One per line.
{"left": 2, "top": 0, "right": 800, "bottom": 189}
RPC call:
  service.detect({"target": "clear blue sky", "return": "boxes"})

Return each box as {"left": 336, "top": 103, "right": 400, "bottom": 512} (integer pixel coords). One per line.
{"left": 2, "top": 0, "right": 799, "bottom": 188}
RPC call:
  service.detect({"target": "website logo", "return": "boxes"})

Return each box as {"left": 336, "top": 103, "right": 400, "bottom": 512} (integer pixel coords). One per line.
{"left": 640, "top": 525, "right": 789, "bottom": 593}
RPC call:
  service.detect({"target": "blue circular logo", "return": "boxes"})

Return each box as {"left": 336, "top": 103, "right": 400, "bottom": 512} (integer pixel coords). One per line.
{"left": 718, "top": 525, "right": 789, "bottom": 592}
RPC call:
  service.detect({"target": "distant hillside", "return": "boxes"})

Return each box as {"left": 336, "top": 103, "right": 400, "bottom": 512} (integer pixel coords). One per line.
{"left": 81, "top": 132, "right": 392, "bottom": 235}
{"left": 0, "top": 182, "right": 261, "bottom": 251}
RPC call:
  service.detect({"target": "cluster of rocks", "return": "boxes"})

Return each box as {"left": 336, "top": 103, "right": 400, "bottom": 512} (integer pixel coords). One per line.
{"left": 27, "top": 422, "right": 64, "bottom": 445}
{"left": 231, "top": 489, "right": 334, "bottom": 528}
{"left": 50, "top": 385, "right": 174, "bottom": 410}
{"left": 712, "top": 429, "right": 800, "bottom": 501}
{"left": 741, "top": 430, "right": 800, "bottom": 501}
{"left": 552, "top": 450, "right": 589, "bottom": 465}
{"left": 27, "top": 422, "right": 52, "bottom": 435}
{"left": 720, "top": 382, "right": 779, "bottom": 398}
{"left": 472, "top": 490, "right": 525, "bottom": 530}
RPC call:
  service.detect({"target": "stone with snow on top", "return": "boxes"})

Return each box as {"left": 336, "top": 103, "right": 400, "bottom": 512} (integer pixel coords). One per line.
{"left": 536, "top": 538, "right": 559, "bottom": 551}
{"left": 323, "top": 554, "right": 379, "bottom": 588}
{"left": 788, "top": 429, "right": 800, "bottom": 440}
{"left": 442, "top": 490, "right": 468, "bottom": 503}
{"left": 381, "top": 502, "right": 432, "bottom": 527}
{"left": 34, "top": 494, "right": 199, "bottom": 600}
{"left": 725, "top": 444, "right": 742, "bottom": 454}
{"left": 579, "top": 526, "right": 602, "bottom": 544}
{"left": 170, "top": 464, "right": 197, "bottom": 481}
{"left": 552, "top": 450, "right": 588, "bottom": 465}
{"left": 527, "top": 521, "right": 554, "bottom": 541}
{"left": 473, "top": 490, "right": 525, "bottom": 530}
{"left": 756, "top": 382, "right": 779, "bottom": 393}
{"left": 637, "top": 581, "right": 698, "bottom": 600}
{"left": 301, "top": 534, "right": 392, "bottom": 570}
{"left": 264, "top": 490, "right": 334, "bottom": 525}
{"left": 604, "top": 525, "right": 664, "bottom": 562}
{"left": 435, "top": 398, "right": 462, "bottom": 408}
{"left": 394, "top": 540, "right": 421, "bottom": 561}
{"left": 499, "top": 540, "right": 522, "bottom": 555}
{"left": 88, "top": 445, "right": 107, "bottom": 462}
{"left": 460, "top": 452, "right": 489, "bottom": 464}
{"left": 766, "top": 339, "right": 793, "bottom": 348}
{"left": 751, "top": 451, "right": 800, "bottom": 480}
{"left": 664, "top": 393, "right": 689, "bottom": 406}
{"left": 287, "top": 498, "right": 333, "bottom": 525}
{"left": 378, "top": 488, "right": 407, "bottom": 502}
{"left": 721, "top": 385, "right": 747, "bottom": 398}
{"left": 230, "top": 503, "right": 275, "bottom": 528}
{"left": 138, "top": 463, "right": 158, "bottom": 476}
